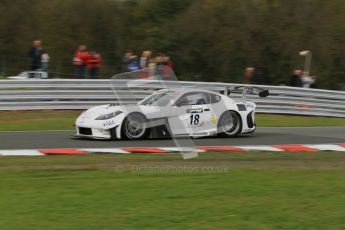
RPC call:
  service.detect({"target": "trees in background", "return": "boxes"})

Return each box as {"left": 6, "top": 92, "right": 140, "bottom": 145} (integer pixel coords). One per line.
{"left": 0, "top": 0, "right": 344, "bottom": 89}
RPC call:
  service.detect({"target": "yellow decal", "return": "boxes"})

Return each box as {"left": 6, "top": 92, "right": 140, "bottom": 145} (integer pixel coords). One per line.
{"left": 211, "top": 115, "right": 217, "bottom": 124}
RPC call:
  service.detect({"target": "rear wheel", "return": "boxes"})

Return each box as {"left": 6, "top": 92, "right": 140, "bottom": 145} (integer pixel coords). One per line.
{"left": 217, "top": 111, "right": 242, "bottom": 137}
{"left": 122, "top": 113, "right": 149, "bottom": 140}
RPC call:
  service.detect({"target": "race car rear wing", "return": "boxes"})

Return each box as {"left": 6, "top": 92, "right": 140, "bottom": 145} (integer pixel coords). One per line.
{"left": 221, "top": 86, "right": 269, "bottom": 102}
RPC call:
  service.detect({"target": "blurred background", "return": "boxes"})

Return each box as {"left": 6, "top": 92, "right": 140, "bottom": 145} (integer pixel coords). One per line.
{"left": 0, "top": 0, "right": 344, "bottom": 89}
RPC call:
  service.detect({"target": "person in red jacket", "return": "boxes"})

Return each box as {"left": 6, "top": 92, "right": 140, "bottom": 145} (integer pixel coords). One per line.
{"left": 73, "top": 45, "right": 89, "bottom": 79}
{"left": 87, "top": 50, "right": 102, "bottom": 79}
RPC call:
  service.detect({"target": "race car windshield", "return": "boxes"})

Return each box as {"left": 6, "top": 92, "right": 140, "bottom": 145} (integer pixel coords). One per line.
{"left": 140, "top": 91, "right": 177, "bottom": 106}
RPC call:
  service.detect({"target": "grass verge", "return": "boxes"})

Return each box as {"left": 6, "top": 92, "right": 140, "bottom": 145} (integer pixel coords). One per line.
{"left": 0, "top": 110, "right": 345, "bottom": 131}
{"left": 1, "top": 152, "right": 345, "bottom": 229}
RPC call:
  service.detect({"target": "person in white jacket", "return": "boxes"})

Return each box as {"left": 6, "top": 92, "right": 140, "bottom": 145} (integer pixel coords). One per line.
{"left": 41, "top": 50, "right": 50, "bottom": 73}
{"left": 301, "top": 71, "right": 316, "bottom": 88}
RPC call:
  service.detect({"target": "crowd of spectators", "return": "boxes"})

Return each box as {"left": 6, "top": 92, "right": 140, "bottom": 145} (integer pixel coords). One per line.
{"left": 28, "top": 41, "right": 174, "bottom": 79}
{"left": 28, "top": 40, "right": 103, "bottom": 79}
{"left": 290, "top": 70, "right": 316, "bottom": 88}
{"left": 28, "top": 40, "right": 317, "bottom": 86}
{"left": 243, "top": 66, "right": 317, "bottom": 88}
{"left": 73, "top": 45, "right": 102, "bottom": 79}
{"left": 122, "top": 50, "right": 173, "bottom": 72}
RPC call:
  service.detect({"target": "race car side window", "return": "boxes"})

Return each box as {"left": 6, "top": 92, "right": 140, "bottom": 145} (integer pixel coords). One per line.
{"left": 175, "top": 92, "right": 210, "bottom": 106}
{"left": 209, "top": 93, "right": 222, "bottom": 104}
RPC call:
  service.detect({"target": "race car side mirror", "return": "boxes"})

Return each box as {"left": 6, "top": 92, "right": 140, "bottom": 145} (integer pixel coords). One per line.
{"left": 259, "top": 90, "right": 269, "bottom": 97}
{"left": 221, "top": 87, "right": 231, "bottom": 96}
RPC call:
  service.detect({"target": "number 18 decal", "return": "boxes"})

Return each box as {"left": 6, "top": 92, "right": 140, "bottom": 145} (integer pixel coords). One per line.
{"left": 190, "top": 114, "right": 200, "bottom": 125}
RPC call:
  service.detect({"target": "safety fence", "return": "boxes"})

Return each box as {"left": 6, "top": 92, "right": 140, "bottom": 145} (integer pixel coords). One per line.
{"left": 0, "top": 79, "right": 345, "bottom": 117}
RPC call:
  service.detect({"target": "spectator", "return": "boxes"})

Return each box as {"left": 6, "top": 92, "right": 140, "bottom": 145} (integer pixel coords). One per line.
{"left": 128, "top": 54, "right": 140, "bottom": 72}
{"left": 164, "top": 56, "right": 173, "bottom": 70}
{"left": 244, "top": 67, "right": 254, "bottom": 84}
{"left": 87, "top": 50, "right": 102, "bottom": 79}
{"left": 73, "top": 45, "right": 89, "bottom": 79}
{"left": 157, "top": 54, "right": 174, "bottom": 79}
{"left": 140, "top": 50, "right": 152, "bottom": 69}
{"left": 148, "top": 57, "right": 157, "bottom": 68}
{"left": 122, "top": 50, "right": 139, "bottom": 72}
{"left": 161, "top": 56, "right": 174, "bottom": 79}
{"left": 28, "top": 40, "right": 43, "bottom": 71}
{"left": 122, "top": 49, "right": 133, "bottom": 71}
{"left": 301, "top": 71, "right": 316, "bottom": 88}
{"left": 144, "top": 57, "right": 157, "bottom": 79}
{"left": 41, "top": 49, "right": 50, "bottom": 73}
{"left": 155, "top": 53, "right": 166, "bottom": 67}
{"left": 290, "top": 69, "right": 303, "bottom": 87}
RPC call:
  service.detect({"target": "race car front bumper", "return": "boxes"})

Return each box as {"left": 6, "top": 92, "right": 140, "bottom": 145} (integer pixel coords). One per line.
{"left": 75, "top": 126, "right": 112, "bottom": 139}
{"left": 75, "top": 112, "right": 125, "bottom": 140}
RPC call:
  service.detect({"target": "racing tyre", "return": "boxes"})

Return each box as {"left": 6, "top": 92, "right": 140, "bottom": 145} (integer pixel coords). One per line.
{"left": 122, "top": 113, "right": 149, "bottom": 140}
{"left": 217, "top": 111, "right": 242, "bottom": 137}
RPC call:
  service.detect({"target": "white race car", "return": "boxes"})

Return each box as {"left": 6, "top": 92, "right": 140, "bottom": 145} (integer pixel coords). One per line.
{"left": 75, "top": 86, "right": 269, "bottom": 140}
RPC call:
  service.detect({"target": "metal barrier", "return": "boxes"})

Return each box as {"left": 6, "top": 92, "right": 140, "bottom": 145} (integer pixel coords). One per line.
{"left": 1, "top": 79, "right": 345, "bottom": 117}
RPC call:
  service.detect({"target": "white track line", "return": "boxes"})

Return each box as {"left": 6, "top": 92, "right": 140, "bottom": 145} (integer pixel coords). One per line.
{"left": 0, "top": 150, "right": 44, "bottom": 156}
{"left": 305, "top": 144, "right": 345, "bottom": 152}
{"left": 159, "top": 147, "right": 205, "bottom": 153}
{"left": 81, "top": 148, "right": 130, "bottom": 154}
{"left": 235, "top": 146, "right": 284, "bottom": 152}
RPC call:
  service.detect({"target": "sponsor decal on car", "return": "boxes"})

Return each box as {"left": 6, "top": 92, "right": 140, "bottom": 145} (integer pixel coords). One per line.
{"left": 186, "top": 108, "right": 203, "bottom": 113}
{"left": 103, "top": 120, "right": 115, "bottom": 127}
{"left": 210, "top": 115, "right": 217, "bottom": 124}
{"left": 245, "top": 103, "right": 255, "bottom": 109}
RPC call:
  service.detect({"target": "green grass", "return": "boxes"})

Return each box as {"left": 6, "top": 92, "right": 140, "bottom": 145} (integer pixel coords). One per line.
{"left": 0, "top": 110, "right": 80, "bottom": 131}
{"left": 256, "top": 114, "right": 345, "bottom": 127}
{"left": 0, "top": 110, "right": 344, "bottom": 131}
{"left": 1, "top": 152, "right": 345, "bottom": 229}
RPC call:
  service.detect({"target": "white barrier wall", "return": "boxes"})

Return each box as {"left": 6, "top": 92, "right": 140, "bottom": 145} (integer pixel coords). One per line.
{"left": 0, "top": 79, "right": 345, "bottom": 117}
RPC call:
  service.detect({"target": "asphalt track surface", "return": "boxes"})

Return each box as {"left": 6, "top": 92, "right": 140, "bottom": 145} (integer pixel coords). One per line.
{"left": 0, "top": 127, "right": 344, "bottom": 149}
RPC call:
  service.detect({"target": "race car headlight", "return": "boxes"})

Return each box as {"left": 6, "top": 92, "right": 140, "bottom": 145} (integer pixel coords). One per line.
{"left": 95, "top": 111, "right": 123, "bottom": 120}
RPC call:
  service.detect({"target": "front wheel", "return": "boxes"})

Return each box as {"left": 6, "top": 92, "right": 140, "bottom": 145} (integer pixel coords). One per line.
{"left": 217, "top": 111, "right": 242, "bottom": 137}
{"left": 122, "top": 113, "right": 149, "bottom": 140}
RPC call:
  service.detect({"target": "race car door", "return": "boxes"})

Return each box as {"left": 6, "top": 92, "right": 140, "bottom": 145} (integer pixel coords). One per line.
{"left": 169, "top": 92, "right": 216, "bottom": 136}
